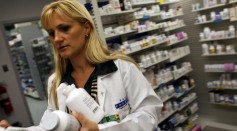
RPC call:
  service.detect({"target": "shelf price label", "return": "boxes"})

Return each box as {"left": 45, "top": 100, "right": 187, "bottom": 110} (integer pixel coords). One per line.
{"left": 151, "top": 39, "right": 158, "bottom": 44}
{"left": 217, "top": 86, "right": 225, "bottom": 90}
{"left": 223, "top": 103, "right": 230, "bottom": 106}
{"left": 140, "top": 42, "right": 149, "bottom": 49}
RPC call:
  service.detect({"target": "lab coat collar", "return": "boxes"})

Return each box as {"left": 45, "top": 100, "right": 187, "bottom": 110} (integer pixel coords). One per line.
{"left": 57, "top": 60, "right": 118, "bottom": 111}
{"left": 60, "top": 60, "right": 118, "bottom": 84}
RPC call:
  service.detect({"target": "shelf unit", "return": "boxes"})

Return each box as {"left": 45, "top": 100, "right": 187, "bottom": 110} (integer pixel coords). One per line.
{"left": 193, "top": 0, "right": 237, "bottom": 109}
{"left": 175, "top": 85, "right": 196, "bottom": 98}
{"left": 105, "top": 30, "right": 136, "bottom": 39}
{"left": 202, "top": 52, "right": 237, "bottom": 56}
{"left": 167, "top": 36, "right": 188, "bottom": 46}
{"left": 158, "top": 94, "right": 198, "bottom": 127}
{"left": 192, "top": 1, "right": 237, "bottom": 12}
{"left": 210, "top": 102, "right": 237, "bottom": 107}
{"left": 192, "top": 3, "right": 226, "bottom": 12}
{"left": 160, "top": 0, "right": 180, "bottom": 5}
{"left": 100, "top": 9, "right": 137, "bottom": 16}
{"left": 132, "top": 1, "right": 159, "bottom": 6}
{"left": 208, "top": 87, "right": 237, "bottom": 90}
{"left": 199, "top": 36, "right": 237, "bottom": 42}
{"left": 194, "top": 18, "right": 230, "bottom": 25}
{"left": 6, "top": 23, "right": 50, "bottom": 100}
{"left": 31, "top": 37, "right": 54, "bottom": 89}
{"left": 161, "top": 13, "right": 184, "bottom": 20}
{"left": 90, "top": 0, "right": 197, "bottom": 130}
{"left": 205, "top": 70, "right": 237, "bottom": 73}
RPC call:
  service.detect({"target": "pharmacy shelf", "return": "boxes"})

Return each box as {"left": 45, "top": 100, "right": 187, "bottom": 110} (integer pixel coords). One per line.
{"left": 162, "top": 94, "right": 175, "bottom": 103}
{"left": 161, "top": 13, "right": 184, "bottom": 20}
{"left": 164, "top": 25, "right": 186, "bottom": 32}
{"left": 191, "top": 107, "right": 199, "bottom": 115}
{"left": 153, "top": 77, "right": 174, "bottom": 90}
{"left": 175, "top": 108, "right": 199, "bottom": 130}
{"left": 205, "top": 70, "right": 237, "bottom": 73}
{"left": 157, "top": 96, "right": 197, "bottom": 125}
{"left": 105, "top": 30, "right": 136, "bottom": 39}
{"left": 230, "top": 19, "right": 237, "bottom": 22}
{"left": 167, "top": 37, "right": 188, "bottom": 46}
{"left": 160, "top": 0, "right": 180, "bottom": 5}
{"left": 175, "top": 116, "right": 189, "bottom": 127}
{"left": 178, "top": 96, "right": 197, "bottom": 111}
{"left": 175, "top": 85, "right": 196, "bottom": 98}
{"left": 202, "top": 52, "right": 237, "bottom": 56}
{"left": 184, "top": 120, "right": 198, "bottom": 131}
{"left": 126, "top": 40, "right": 167, "bottom": 55}
{"left": 192, "top": 3, "right": 226, "bottom": 12}
{"left": 143, "top": 56, "right": 170, "bottom": 68}
{"left": 137, "top": 26, "right": 163, "bottom": 34}
{"left": 229, "top": 0, "right": 237, "bottom": 4}
{"left": 132, "top": 1, "right": 159, "bottom": 6}
{"left": 210, "top": 102, "right": 237, "bottom": 107}
{"left": 207, "top": 87, "right": 237, "bottom": 90}
{"left": 170, "top": 51, "right": 190, "bottom": 62}
{"left": 199, "top": 36, "right": 237, "bottom": 42}
{"left": 100, "top": 9, "right": 136, "bottom": 16}
{"left": 192, "top": 1, "right": 237, "bottom": 12}
{"left": 158, "top": 109, "right": 177, "bottom": 124}
{"left": 174, "top": 68, "right": 193, "bottom": 80}
{"left": 194, "top": 18, "right": 230, "bottom": 25}
{"left": 24, "top": 90, "right": 40, "bottom": 99}
{"left": 135, "top": 13, "right": 160, "bottom": 20}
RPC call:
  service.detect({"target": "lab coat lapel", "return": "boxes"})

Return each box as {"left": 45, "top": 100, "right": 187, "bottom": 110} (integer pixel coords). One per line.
{"left": 97, "top": 76, "right": 106, "bottom": 110}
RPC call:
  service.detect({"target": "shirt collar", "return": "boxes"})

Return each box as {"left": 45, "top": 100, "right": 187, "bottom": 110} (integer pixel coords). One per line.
{"left": 61, "top": 60, "right": 118, "bottom": 84}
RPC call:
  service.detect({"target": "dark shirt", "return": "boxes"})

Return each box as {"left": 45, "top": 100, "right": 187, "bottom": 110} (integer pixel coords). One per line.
{"left": 60, "top": 60, "right": 118, "bottom": 95}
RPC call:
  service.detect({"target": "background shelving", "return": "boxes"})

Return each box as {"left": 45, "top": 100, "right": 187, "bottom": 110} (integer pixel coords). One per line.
{"left": 89, "top": 0, "right": 198, "bottom": 130}
{"left": 193, "top": 1, "right": 237, "bottom": 126}
{"left": 5, "top": 21, "right": 53, "bottom": 100}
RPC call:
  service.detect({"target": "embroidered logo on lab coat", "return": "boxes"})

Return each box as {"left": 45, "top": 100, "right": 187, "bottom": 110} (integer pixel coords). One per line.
{"left": 115, "top": 97, "right": 129, "bottom": 109}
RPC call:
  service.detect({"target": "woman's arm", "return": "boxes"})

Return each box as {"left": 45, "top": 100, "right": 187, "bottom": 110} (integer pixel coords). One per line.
{"left": 98, "top": 60, "right": 163, "bottom": 131}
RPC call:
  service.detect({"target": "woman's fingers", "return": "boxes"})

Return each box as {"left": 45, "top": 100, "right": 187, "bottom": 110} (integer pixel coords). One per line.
{"left": 0, "top": 120, "right": 10, "bottom": 128}
{"left": 72, "top": 112, "right": 99, "bottom": 131}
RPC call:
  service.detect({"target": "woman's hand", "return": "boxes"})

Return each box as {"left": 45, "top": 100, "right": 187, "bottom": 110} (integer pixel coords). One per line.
{"left": 72, "top": 112, "right": 99, "bottom": 131}
{"left": 0, "top": 120, "right": 10, "bottom": 128}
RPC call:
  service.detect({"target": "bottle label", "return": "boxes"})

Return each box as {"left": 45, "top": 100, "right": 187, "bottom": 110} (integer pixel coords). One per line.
{"left": 82, "top": 97, "right": 99, "bottom": 114}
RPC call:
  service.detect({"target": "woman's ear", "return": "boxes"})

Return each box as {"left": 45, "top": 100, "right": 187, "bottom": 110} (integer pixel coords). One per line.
{"left": 84, "top": 21, "right": 91, "bottom": 36}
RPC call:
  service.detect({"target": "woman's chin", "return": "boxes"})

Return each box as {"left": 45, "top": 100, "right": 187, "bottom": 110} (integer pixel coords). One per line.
{"left": 59, "top": 54, "right": 71, "bottom": 59}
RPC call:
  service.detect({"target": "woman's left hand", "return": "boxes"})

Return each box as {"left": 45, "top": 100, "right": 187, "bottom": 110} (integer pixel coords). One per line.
{"left": 72, "top": 112, "right": 99, "bottom": 131}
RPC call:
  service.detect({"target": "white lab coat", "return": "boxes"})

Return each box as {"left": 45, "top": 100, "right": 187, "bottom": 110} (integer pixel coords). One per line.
{"left": 18, "top": 59, "right": 163, "bottom": 131}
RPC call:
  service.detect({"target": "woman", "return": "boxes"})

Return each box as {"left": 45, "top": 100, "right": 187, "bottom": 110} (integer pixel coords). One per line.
{"left": 1, "top": 0, "right": 163, "bottom": 130}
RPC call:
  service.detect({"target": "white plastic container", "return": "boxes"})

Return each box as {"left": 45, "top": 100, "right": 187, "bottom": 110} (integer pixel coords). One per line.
{"left": 63, "top": 84, "right": 105, "bottom": 123}
{"left": 40, "top": 110, "right": 80, "bottom": 131}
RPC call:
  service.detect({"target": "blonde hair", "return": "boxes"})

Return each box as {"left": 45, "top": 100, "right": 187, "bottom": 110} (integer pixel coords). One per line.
{"left": 41, "top": 0, "right": 138, "bottom": 109}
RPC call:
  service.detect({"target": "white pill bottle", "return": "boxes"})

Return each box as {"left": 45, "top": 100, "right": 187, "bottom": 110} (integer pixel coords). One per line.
{"left": 63, "top": 84, "right": 105, "bottom": 123}
{"left": 40, "top": 110, "right": 80, "bottom": 131}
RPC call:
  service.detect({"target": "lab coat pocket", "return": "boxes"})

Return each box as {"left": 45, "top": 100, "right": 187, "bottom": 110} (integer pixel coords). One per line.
{"left": 118, "top": 105, "right": 130, "bottom": 120}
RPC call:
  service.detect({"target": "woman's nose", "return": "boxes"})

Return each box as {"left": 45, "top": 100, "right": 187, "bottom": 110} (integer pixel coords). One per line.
{"left": 54, "top": 31, "right": 63, "bottom": 42}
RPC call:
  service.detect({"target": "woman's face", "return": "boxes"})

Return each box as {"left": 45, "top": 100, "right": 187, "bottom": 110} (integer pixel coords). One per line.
{"left": 46, "top": 13, "right": 89, "bottom": 59}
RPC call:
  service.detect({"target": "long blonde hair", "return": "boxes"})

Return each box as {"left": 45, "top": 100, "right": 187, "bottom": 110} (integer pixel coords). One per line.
{"left": 41, "top": 0, "right": 138, "bottom": 109}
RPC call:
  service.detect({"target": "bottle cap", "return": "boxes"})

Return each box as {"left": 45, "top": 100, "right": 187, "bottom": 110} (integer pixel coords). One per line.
{"left": 63, "top": 84, "right": 76, "bottom": 97}
{"left": 41, "top": 112, "right": 59, "bottom": 130}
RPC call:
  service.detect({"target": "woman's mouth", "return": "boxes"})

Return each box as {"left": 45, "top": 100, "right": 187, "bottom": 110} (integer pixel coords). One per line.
{"left": 58, "top": 45, "right": 68, "bottom": 50}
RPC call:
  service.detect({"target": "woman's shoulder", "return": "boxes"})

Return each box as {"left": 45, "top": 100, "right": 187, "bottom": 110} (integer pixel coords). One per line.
{"left": 113, "top": 59, "right": 135, "bottom": 67}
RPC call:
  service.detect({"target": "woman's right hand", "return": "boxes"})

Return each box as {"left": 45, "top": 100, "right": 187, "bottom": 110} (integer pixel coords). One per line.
{"left": 0, "top": 120, "right": 10, "bottom": 128}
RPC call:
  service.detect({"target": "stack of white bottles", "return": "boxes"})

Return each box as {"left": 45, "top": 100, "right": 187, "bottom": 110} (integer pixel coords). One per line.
{"left": 41, "top": 83, "right": 105, "bottom": 131}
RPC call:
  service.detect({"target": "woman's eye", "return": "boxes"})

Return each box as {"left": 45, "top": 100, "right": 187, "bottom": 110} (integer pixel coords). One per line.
{"left": 59, "top": 25, "right": 70, "bottom": 32}
{"left": 48, "top": 31, "right": 55, "bottom": 37}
